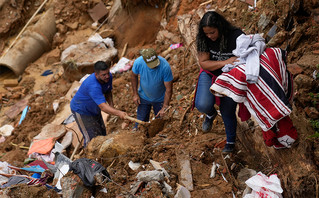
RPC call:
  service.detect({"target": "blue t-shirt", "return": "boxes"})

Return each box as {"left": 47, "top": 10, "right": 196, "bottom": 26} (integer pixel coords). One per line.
{"left": 70, "top": 73, "right": 113, "bottom": 116}
{"left": 132, "top": 56, "right": 173, "bottom": 102}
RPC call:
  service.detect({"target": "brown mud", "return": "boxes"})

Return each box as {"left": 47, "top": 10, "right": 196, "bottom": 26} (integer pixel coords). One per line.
{"left": 0, "top": 0, "right": 318, "bottom": 197}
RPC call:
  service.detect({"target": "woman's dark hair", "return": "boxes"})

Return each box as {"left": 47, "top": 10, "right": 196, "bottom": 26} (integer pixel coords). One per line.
{"left": 196, "top": 11, "right": 236, "bottom": 52}
{"left": 94, "top": 61, "right": 111, "bottom": 72}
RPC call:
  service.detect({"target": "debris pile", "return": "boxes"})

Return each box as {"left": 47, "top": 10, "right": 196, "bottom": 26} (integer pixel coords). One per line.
{"left": 0, "top": 0, "right": 318, "bottom": 197}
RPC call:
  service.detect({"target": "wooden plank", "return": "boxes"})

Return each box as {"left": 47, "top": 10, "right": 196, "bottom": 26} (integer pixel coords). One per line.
{"left": 176, "top": 149, "right": 194, "bottom": 191}
{"left": 5, "top": 96, "right": 30, "bottom": 119}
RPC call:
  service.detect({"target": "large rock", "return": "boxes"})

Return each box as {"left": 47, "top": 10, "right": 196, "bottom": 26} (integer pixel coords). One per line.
{"left": 61, "top": 39, "right": 117, "bottom": 81}
{"left": 33, "top": 124, "right": 66, "bottom": 140}
{"left": 86, "top": 130, "right": 144, "bottom": 165}
{"left": 294, "top": 74, "right": 316, "bottom": 90}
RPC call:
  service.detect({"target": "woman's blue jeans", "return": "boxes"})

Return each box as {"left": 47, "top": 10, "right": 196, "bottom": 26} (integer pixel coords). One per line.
{"left": 195, "top": 72, "right": 237, "bottom": 143}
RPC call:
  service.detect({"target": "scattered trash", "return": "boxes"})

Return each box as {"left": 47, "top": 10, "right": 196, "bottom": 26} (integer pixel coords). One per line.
{"left": 244, "top": 172, "right": 283, "bottom": 198}
{"left": 69, "top": 158, "right": 110, "bottom": 187}
{"left": 163, "top": 181, "right": 174, "bottom": 195}
{"left": 53, "top": 142, "right": 64, "bottom": 154}
{"left": 100, "top": 187, "right": 108, "bottom": 193}
{"left": 266, "top": 24, "right": 277, "bottom": 43}
{"left": 88, "top": 33, "right": 114, "bottom": 48}
{"left": 110, "top": 57, "right": 133, "bottom": 74}
{"left": 128, "top": 161, "right": 141, "bottom": 171}
{"left": 210, "top": 162, "right": 217, "bottom": 178}
{"left": 0, "top": 176, "right": 30, "bottom": 188}
{"left": 170, "top": 43, "right": 183, "bottom": 50}
{"left": 55, "top": 164, "right": 69, "bottom": 190}
{"left": 41, "top": 69, "right": 53, "bottom": 76}
{"left": 62, "top": 114, "right": 75, "bottom": 125}
{"left": 313, "top": 70, "right": 318, "bottom": 80}
{"left": 52, "top": 100, "right": 59, "bottom": 113}
{"left": 0, "top": 125, "right": 14, "bottom": 137}
{"left": 174, "top": 183, "right": 191, "bottom": 198}
{"left": 216, "top": 163, "right": 228, "bottom": 183}
{"left": 230, "top": 163, "right": 236, "bottom": 170}
{"left": 18, "top": 105, "right": 30, "bottom": 125}
{"left": 21, "top": 165, "right": 46, "bottom": 173}
{"left": 0, "top": 162, "right": 15, "bottom": 185}
{"left": 60, "top": 131, "right": 73, "bottom": 150}
{"left": 136, "top": 170, "right": 165, "bottom": 182}
{"left": 27, "top": 137, "right": 55, "bottom": 155}
{"left": 27, "top": 160, "right": 48, "bottom": 170}
{"left": 162, "top": 43, "right": 183, "bottom": 57}
{"left": 149, "top": 159, "right": 170, "bottom": 178}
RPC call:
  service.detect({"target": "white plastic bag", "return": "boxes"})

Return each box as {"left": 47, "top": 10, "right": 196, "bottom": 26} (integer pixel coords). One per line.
{"left": 88, "top": 33, "right": 114, "bottom": 48}
{"left": 0, "top": 125, "right": 14, "bottom": 137}
{"left": 110, "top": 57, "right": 133, "bottom": 74}
{"left": 244, "top": 172, "right": 283, "bottom": 198}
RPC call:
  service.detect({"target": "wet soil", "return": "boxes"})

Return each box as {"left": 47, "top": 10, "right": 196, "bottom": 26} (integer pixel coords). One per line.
{"left": 0, "top": 0, "right": 318, "bottom": 197}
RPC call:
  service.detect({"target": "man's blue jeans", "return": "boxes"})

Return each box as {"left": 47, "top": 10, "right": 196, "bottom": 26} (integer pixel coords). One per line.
{"left": 195, "top": 72, "right": 237, "bottom": 143}
{"left": 135, "top": 97, "right": 163, "bottom": 128}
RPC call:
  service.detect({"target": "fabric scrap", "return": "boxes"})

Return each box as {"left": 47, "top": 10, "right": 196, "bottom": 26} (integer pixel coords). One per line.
{"left": 27, "top": 138, "right": 55, "bottom": 155}
{"left": 69, "top": 158, "right": 110, "bottom": 187}
{"left": 0, "top": 176, "right": 30, "bottom": 188}
{"left": 21, "top": 165, "right": 45, "bottom": 173}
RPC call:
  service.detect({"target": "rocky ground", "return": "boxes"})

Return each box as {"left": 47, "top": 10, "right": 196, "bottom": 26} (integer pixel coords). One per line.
{"left": 0, "top": 0, "right": 318, "bottom": 197}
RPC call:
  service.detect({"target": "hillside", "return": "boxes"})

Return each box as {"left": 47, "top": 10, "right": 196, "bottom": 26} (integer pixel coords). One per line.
{"left": 0, "top": 0, "right": 318, "bottom": 197}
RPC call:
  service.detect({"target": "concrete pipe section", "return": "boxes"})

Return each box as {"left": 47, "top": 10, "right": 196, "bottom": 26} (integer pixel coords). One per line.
{"left": 0, "top": 7, "right": 56, "bottom": 76}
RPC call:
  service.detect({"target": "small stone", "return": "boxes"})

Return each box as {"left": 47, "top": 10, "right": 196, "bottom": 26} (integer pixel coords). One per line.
{"left": 121, "top": 122, "right": 128, "bottom": 129}
{"left": 294, "top": 74, "right": 315, "bottom": 90}
{"left": 0, "top": 86, "right": 8, "bottom": 94}
{"left": 46, "top": 48, "right": 61, "bottom": 65}
{"left": 287, "top": 63, "right": 303, "bottom": 76}
{"left": 313, "top": 50, "right": 319, "bottom": 55}
{"left": 99, "top": 29, "right": 114, "bottom": 38}
{"left": 66, "top": 22, "right": 79, "bottom": 30}
{"left": 10, "top": 93, "right": 21, "bottom": 99}
{"left": 56, "top": 24, "right": 67, "bottom": 34}
{"left": 3, "top": 79, "right": 19, "bottom": 87}
{"left": 305, "top": 107, "right": 319, "bottom": 119}
{"left": 313, "top": 43, "right": 319, "bottom": 49}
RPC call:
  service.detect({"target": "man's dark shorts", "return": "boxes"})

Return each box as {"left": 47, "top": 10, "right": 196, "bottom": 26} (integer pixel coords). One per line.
{"left": 72, "top": 110, "right": 106, "bottom": 147}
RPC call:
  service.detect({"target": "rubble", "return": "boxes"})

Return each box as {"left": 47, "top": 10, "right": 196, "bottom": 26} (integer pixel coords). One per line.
{"left": 0, "top": 0, "right": 318, "bottom": 197}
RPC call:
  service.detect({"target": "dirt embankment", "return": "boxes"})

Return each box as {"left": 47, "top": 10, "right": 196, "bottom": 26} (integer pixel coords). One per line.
{"left": 0, "top": 0, "right": 318, "bottom": 197}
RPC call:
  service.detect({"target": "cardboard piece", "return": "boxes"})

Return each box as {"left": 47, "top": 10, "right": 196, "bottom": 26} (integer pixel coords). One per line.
{"left": 88, "top": 1, "right": 108, "bottom": 22}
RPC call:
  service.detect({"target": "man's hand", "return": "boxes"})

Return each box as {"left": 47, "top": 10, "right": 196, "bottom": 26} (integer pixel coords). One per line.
{"left": 133, "top": 94, "right": 140, "bottom": 106}
{"left": 117, "top": 111, "right": 128, "bottom": 119}
{"left": 155, "top": 108, "right": 165, "bottom": 118}
{"left": 156, "top": 106, "right": 169, "bottom": 118}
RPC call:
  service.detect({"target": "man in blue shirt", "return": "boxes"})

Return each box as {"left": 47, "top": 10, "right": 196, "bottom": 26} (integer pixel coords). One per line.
{"left": 131, "top": 48, "right": 173, "bottom": 129}
{"left": 71, "top": 61, "right": 127, "bottom": 146}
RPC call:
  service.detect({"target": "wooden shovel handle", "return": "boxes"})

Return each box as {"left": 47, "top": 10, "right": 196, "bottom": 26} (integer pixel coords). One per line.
{"left": 125, "top": 116, "right": 149, "bottom": 125}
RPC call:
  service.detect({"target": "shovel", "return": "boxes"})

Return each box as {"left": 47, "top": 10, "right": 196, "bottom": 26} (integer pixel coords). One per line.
{"left": 124, "top": 115, "right": 150, "bottom": 125}
{"left": 124, "top": 106, "right": 171, "bottom": 126}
